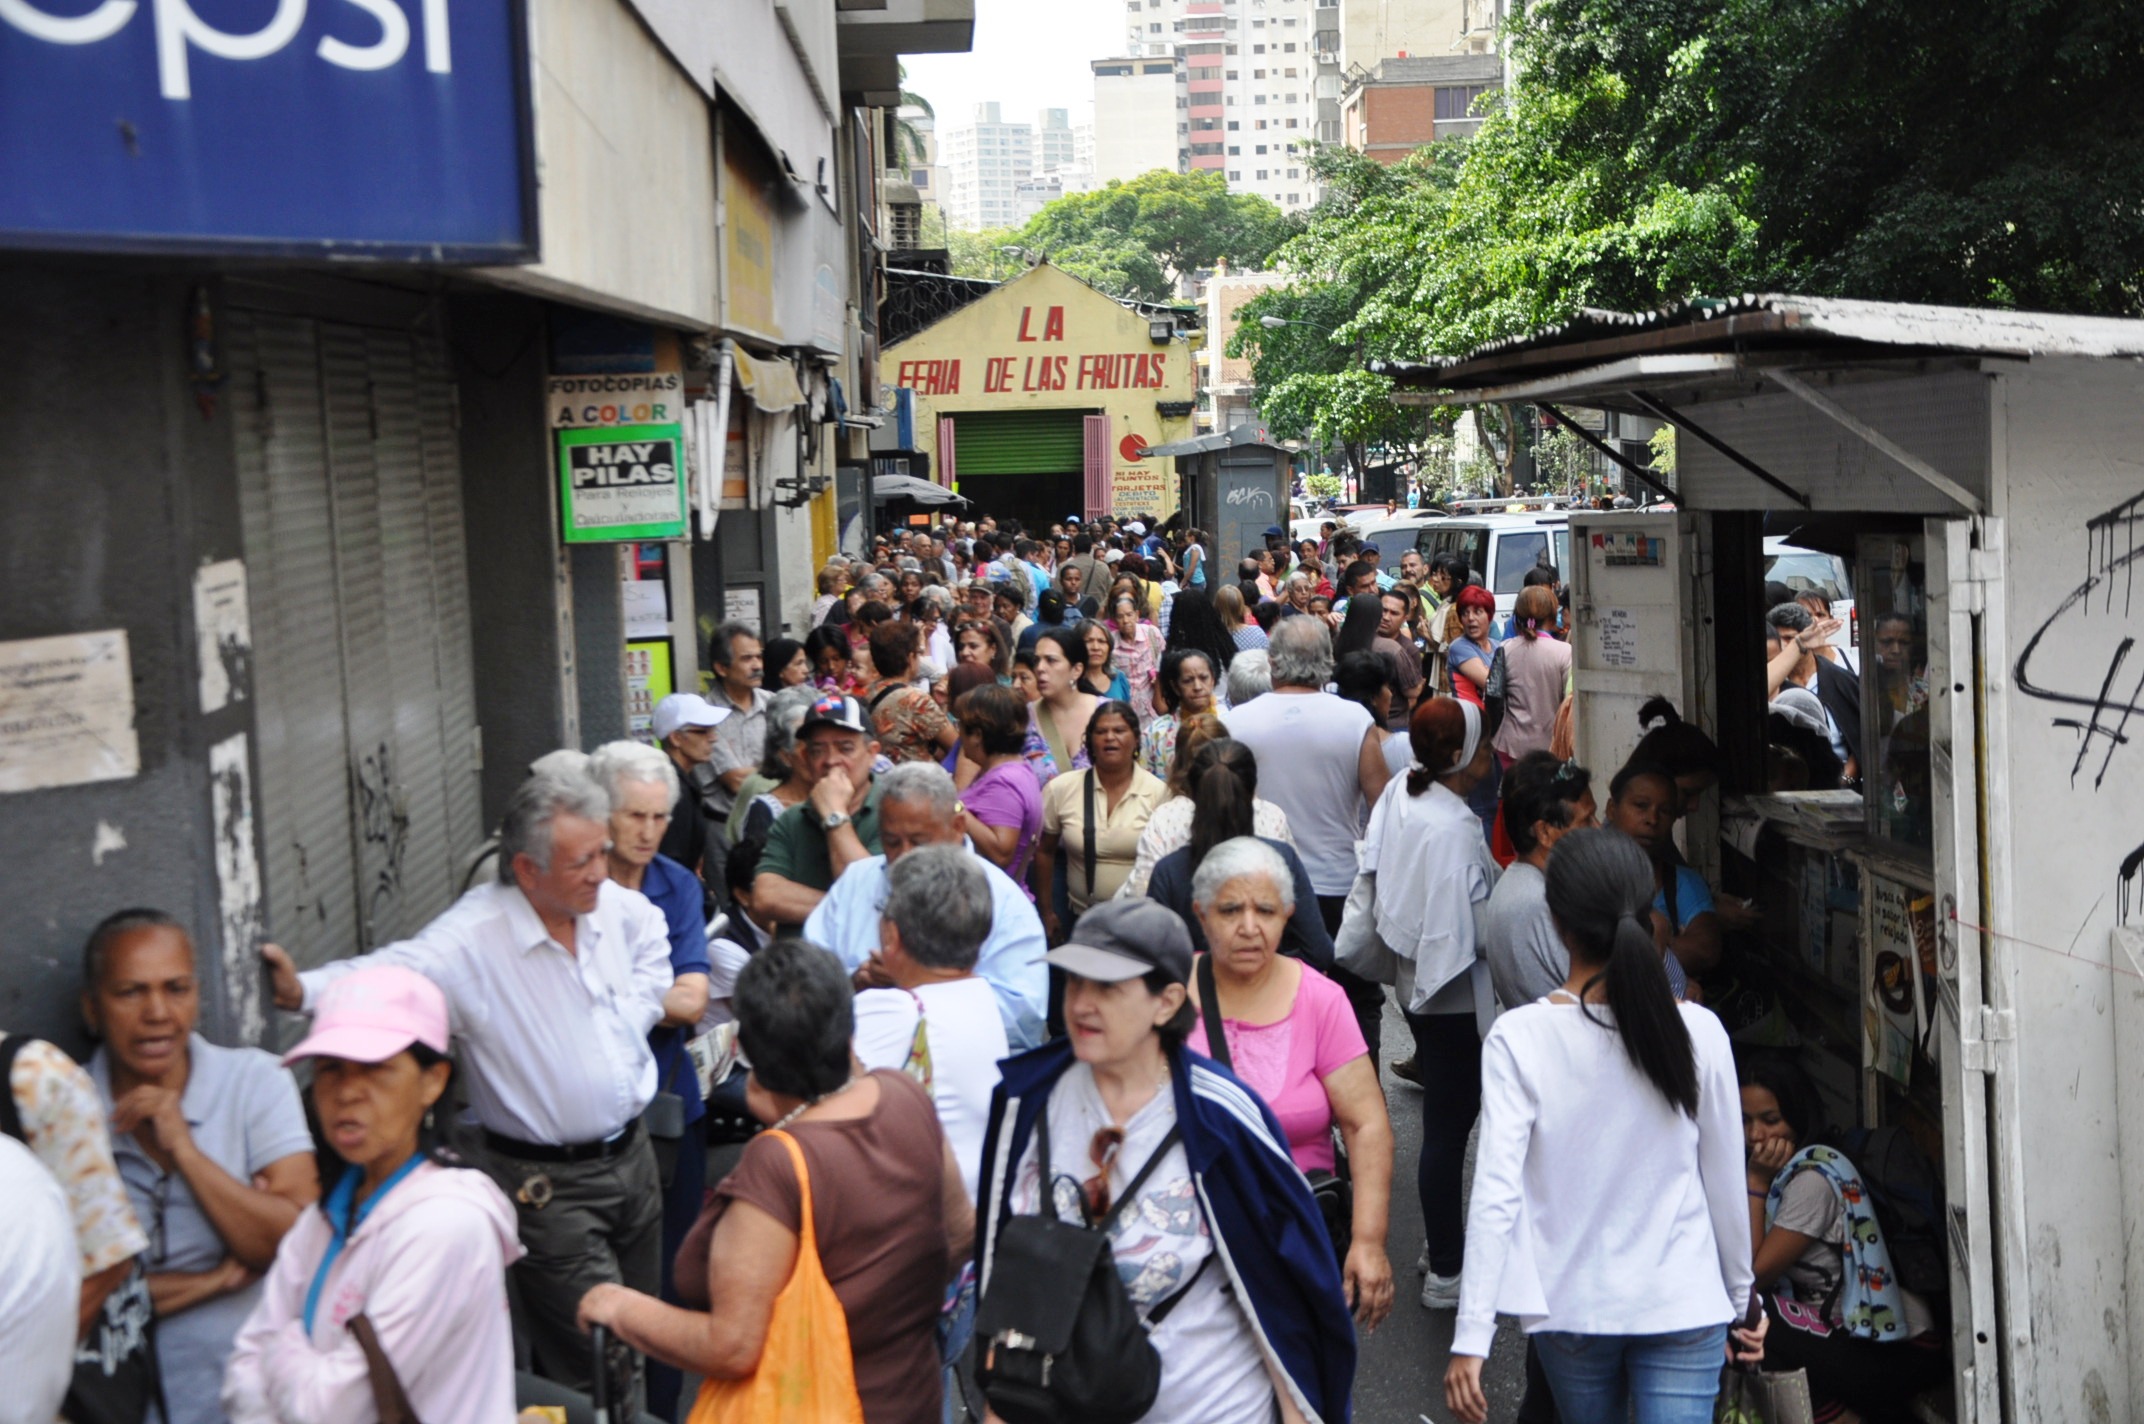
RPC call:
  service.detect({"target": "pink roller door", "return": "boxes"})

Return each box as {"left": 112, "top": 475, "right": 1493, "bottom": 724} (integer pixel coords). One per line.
{"left": 1083, "top": 414, "right": 1112, "bottom": 520}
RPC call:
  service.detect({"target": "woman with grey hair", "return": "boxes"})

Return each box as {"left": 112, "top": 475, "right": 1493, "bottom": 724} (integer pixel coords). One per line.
{"left": 587, "top": 739, "right": 712, "bottom": 1420}
{"left": 727, "top": 684, "right": 820, "bottom": 846}
{"left": 580, "top": 938, "right": 971, "bottom": 1424}
{"left": 1184, "top": 836, "right": 1395, "bottom": 1330}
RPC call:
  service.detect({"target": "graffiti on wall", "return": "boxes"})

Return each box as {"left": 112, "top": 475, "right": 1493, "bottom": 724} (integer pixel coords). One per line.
{"left": 2014, "top": 488, "right": 2144, "bottom": 922}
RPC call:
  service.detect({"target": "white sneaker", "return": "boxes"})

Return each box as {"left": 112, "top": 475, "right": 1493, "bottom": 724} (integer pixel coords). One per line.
{"left": 1420, "top": 1270, "right": 1462, "bottom": 1310}
{"left": 1415, "top": 1245, "right": 1430, "bottom": 1275}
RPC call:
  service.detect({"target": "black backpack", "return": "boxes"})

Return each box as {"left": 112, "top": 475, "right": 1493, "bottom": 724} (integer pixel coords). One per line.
{"left": 970, "top": 1100, "right": 1207, "bottom": 1424}
{"left": 1830, "top": 1124, "right": 1948, "bottom": 1296}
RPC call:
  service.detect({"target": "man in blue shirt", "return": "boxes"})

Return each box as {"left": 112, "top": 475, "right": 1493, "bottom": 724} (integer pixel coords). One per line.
{"left": 804, "top": 762, "right": 1049, "bottom": 1048}
{"left": 586, "top": 741, "right": 711, "bottom": 1422}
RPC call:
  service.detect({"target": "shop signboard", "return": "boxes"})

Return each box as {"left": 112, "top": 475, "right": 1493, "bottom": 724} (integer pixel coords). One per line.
{"left": 559, "top": 425, "right": 688, "bottom": 543}
{"left": 0, "top": 0, "right": 534, "bottom": 259}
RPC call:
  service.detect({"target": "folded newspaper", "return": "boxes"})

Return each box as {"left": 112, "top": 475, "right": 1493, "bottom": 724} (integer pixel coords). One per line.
{"left": 686, "top": 1022, "right": 741, "bottom": 1099}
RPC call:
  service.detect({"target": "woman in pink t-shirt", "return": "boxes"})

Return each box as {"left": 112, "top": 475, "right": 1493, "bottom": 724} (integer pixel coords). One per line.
{"left": 1185, "top": 836, "right": 1396, "bottom": 1330}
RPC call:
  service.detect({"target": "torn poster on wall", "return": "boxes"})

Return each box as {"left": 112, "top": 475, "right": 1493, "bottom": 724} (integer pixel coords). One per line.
{"left": 0, "top": 629, "right": 139, "bottom": 793}
{"left": 210, "top": 732, "right": 266, "bottom": 1043}
{"left": 194, "top": 559, "right": 252, "bottom": 714}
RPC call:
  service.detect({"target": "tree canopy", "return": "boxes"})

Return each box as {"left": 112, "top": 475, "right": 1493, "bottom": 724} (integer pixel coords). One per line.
{"left": 1234, "top": 0, "right": 2144, "bottom": 478}
{"left": 949, "top": 170, "right": 1289, "bottom": 303}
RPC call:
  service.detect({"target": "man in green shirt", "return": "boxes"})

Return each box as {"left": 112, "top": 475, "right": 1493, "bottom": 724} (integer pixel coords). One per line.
{"left": 751, "top": 693, "right": 885, "bottom": 929}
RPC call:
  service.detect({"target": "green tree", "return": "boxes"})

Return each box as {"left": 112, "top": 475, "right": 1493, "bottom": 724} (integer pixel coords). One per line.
{"left": 1013, "top": 170, "right": 1290, "bottom": 300}
{"left": 944, "top": 228, "right": 1024, "bottom": 282}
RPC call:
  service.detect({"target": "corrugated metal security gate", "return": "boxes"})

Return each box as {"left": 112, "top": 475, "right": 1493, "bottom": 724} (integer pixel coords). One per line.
{"left": 227, "top": 308, "right": 483, "bottom": 969}
{"left": 950, "top": 409, "right": 1090, "bottom": 533}
{"left": 949, "top": 409, "right": 1087, "bottom": 473}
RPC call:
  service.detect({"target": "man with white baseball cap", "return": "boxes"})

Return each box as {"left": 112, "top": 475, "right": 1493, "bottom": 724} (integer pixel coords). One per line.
{"left": 652, "top": 692, "right": 728, "bottom": 878}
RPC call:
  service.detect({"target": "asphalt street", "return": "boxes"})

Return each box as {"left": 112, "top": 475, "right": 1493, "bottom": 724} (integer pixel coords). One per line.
{"left": 1354, "top": 996, "right": 1531, "bottom": 1424}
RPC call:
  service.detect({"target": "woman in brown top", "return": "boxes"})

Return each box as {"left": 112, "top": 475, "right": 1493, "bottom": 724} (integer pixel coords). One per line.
{"left": 577, "top": 938, "right": 973, "bottom": 1424}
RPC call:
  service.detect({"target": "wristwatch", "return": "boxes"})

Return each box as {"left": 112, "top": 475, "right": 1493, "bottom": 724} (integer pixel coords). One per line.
{"left": 821, "top": 809, "right": 851, "bottom": 832}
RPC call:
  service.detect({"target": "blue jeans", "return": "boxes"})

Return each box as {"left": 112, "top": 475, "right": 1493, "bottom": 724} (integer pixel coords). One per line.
{"left": 1534, "top": 1324, "right": 1726, "bottom": 1424}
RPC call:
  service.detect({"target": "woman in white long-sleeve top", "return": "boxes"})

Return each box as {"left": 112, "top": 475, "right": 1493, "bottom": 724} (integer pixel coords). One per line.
{"left": 1443, "top": 828, "right": 1765, "bottom": 1424}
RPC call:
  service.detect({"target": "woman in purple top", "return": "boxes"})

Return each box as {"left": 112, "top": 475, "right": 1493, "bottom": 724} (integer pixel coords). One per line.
{"left": 954, "top": 683, "right": 1045, "bottom": 894}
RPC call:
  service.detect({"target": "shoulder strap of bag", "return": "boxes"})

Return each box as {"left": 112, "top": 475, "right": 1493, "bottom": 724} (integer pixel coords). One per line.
{"left": 1097, "top": 1123, "right": 1184, "bottom": 1233}
{"left": 0, "top": 1034, "right": 40, "bottom": 1142}
{"left": 867, "top": 681, "right": 908, "bottom": 715}
{"left": 1082, "top": 770, "right": 1099, "bottom": 899}
{"left": 1194, "top": 956, "right": 1231, "bottom": 1070}
{"left": 1144, "top": 1254, "right": 1212, "bottom": 1329}
{"left": 347, "top": 1313, "right": 424, "bottom": 1424}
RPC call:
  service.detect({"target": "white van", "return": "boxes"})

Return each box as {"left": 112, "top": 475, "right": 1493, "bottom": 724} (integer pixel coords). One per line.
{"left": 1360, "top": 510, "right": 1571, "bottom": 619}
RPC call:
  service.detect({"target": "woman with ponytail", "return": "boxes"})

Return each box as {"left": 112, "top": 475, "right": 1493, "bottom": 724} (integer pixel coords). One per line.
{"left": 1443, "top": 828, "right": 1762, "bottom": 1424}
{"left": 1490, "top": 585, "right": 1574, "bottom": 765}
{"left": 1354, "top": 696, "right": 1501, "bottom": 1310}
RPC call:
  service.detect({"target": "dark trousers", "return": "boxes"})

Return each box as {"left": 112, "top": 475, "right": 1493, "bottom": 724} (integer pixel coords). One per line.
{"left": 1317, "top": 894, "right": 1387, "bottom": 1064}
{"left": 1758, "top": 1293, "right": 1948, "bottom": 1422}
{"left": 486, "top": 1131, "right": 665, "bottom": 1420}
{"left": 646, "top": 1119, "right": 708, "bottom": 1423}
{"left": 1404, "top": 1009, "right": 1483, "bottom": 1278}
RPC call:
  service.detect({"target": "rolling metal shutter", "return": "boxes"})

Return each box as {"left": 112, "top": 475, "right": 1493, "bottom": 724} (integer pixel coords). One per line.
{"left": 229, "top": 308, "right": 482, "bottom": 969}
{"left": 950, "top": 410, "right": 1088, "bottom": 474}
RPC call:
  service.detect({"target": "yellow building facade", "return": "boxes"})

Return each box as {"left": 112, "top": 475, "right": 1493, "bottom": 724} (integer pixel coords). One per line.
{"left": 885, "top": 263, "right": 1198, "bottom": 528}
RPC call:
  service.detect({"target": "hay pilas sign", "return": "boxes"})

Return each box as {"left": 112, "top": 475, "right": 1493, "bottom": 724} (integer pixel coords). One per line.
{"left": 558, "top": 425, "right": 687, "bottom": 543}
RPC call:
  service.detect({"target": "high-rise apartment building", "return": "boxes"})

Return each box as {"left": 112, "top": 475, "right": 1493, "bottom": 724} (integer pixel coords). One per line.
{"left": 1337, "top": 0, "right": 1501, "bottom": 70}
{"left": 1124, "top": 0, "right": 1340, "bottom": 213}
{"left": 1091, "top": 55, "right": 1182, "bottom": 183}
{"left": 1035, "top": 108, "right": 1078, "bottom": 176}
{"left": 940, "top": 101, "right": 1035, "bottom": 231}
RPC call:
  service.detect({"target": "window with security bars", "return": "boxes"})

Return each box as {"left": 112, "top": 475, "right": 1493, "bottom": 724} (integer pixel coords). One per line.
{"left": 1435, "top": 84, "right": 1489, "bottom": 120}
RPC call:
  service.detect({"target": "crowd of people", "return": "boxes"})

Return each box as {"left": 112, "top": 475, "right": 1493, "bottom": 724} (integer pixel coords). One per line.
{"left": 0, "top": 510, "right": 1948, "bottom": 1424}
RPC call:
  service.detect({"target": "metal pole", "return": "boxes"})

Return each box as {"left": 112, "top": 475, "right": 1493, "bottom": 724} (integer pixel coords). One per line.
{"left": 1538, "top": 404, "right": 1677, "bottom": 503}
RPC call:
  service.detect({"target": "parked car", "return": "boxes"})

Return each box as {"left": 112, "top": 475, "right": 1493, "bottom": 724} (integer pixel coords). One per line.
{"left": 1763, "top": 536, "right": 1859, "bottom": 672}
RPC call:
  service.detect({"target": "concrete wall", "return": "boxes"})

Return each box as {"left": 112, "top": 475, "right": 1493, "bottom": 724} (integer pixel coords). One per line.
{"left": 448, "top": 294, "right": 577, "bottom": 821}
{"left": 1986, "top": 357, "right": 2143, "bottom": 1423}
{"left": 479, "top": 0, "right": 721, "bottom": 330}
{"left": 0, "top": 265, "right": 244, "bottom": 1052}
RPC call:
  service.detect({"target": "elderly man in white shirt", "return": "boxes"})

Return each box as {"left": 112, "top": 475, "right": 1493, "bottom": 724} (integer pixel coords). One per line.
{"left": 803, "top": 762, "right": 1049, "bottom": 1049}
{"left": 263, "top": 768, "right": 673, "bottom": 1415}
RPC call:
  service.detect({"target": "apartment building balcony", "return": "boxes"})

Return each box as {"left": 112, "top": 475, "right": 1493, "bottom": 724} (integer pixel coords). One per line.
{"left": 837, "top": 0, "right": 975, "bottom": 102}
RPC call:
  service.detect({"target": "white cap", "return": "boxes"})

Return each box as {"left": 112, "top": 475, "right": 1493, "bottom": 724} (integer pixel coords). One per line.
{"left": 1126, "top": 521, "right": 1148, "bottom": 535}
{"left": 652, "top": 693, "right": 730, "bottom": 741}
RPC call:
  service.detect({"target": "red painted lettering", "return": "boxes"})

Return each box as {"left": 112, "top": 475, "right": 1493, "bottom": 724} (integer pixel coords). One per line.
{"left": 1043, "top": 306, "right": 1065, "bottom": 341}
{"left": 1016, "top": 307, "right": 1036, "bottom": 342}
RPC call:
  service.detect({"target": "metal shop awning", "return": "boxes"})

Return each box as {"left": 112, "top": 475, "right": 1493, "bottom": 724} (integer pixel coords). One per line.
{"left": 1370, "top": 294, "right": 2144, "bottom": 516}
{"left": 872, "top": 473, "right": 970, "bottom": 506}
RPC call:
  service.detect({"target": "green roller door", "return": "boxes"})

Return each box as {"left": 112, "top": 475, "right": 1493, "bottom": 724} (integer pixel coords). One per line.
{"left": 952, "top": 410, "right": 1088, "bottom": 474}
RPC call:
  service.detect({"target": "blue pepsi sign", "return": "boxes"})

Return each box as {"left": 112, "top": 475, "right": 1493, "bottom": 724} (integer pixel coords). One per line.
{"left": 0, "top": 0, "right": 534, "bottom": 260}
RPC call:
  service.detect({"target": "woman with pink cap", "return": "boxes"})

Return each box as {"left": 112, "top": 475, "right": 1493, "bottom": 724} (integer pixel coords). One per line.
{"left": 223, "top": 965, "right": 526, "bottom": 1424}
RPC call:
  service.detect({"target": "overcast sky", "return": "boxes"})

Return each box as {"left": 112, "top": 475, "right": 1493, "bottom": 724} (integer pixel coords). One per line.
{"left": 901, "top": 0, "right": 1126, "bottom": 129}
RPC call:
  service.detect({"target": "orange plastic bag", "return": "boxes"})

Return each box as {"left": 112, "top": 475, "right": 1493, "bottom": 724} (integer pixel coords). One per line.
{"left": 688, "top": 1131, "right": 867, "bottom": 1424}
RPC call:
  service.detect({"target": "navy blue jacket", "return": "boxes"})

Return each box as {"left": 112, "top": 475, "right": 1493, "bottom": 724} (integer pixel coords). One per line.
{"left": 974, "top": 1039, "right": 1356, "bottom": 1422}
{"left": 1144, "top": 837, "right": 1336, "bottom": 970}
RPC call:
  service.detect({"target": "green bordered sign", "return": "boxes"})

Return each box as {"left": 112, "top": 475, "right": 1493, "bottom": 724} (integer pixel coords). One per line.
{"left": 558, "top": 424, "right": 688, "bottom": 543}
